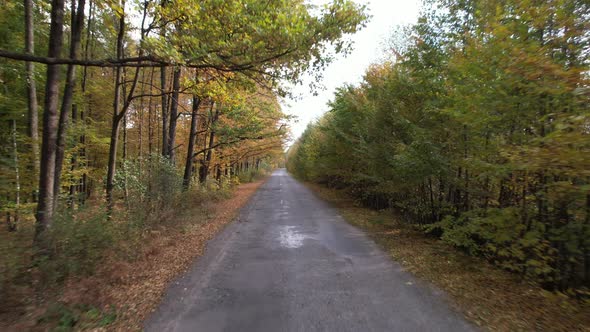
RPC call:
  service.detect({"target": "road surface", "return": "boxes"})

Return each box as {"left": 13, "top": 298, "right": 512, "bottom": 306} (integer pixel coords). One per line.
{"left": 145, "top": 169, "right": 475, "bottom": 332}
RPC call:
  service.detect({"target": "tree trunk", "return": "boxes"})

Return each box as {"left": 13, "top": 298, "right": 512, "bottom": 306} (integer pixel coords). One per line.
{"left": 138, "top": 70, "right": 144, "bottom": 161}
{"left": 199, "top": 104, "right": 219, "bottom": 183}
{"left": 78, "top": 0, "right": 93, "bottom": 206}
{"left": 24, "top": 0, "right": 39, "bottom": 181}
{"left": 35, "top": 0, "right": 65, "bottom": 242}
{"left": 182, "top": 94, "right": 201, "bottom": 189}
{"left": 104, "top": 0, "right": 144, "bottom": 210}
{"left": 148, "top": 68, "right": 155, "bottom": 155}
{"left": 106, "top": 6, "right": 126, "bottom": 212}
{"left": 428, "top": 177, "right": 436, "bottom": 222}
{"left": 9, "top": 120, "right": 21, "bottom": 232}
{"left": 161, "top": 66, "right": 168, "bottom": 155}
{"left": 53, "top": 0, "right": 86, "bottom": 209}
{"left": 122, "top": 67, "right": 128, "bottom": 161}
{"left": 105, "top": 66, "right": 140, "bottom": 212}
{"left": 166, "top": 66, "right": 181, "bottom": 162}
{"left": 68, "top": 106, "right": 78, "bottom": 209}
{"left": 122, "top": 73, "right": 129, "bottom": 205}
{"left": 215, "top": 164, "right": 222, "bottom": 181}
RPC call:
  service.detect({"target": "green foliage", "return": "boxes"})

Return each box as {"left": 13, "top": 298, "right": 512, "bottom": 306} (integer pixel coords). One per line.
{"left": 288, "top": 0, "right": 590, "bottom": 291}
{"left": 149, "top": 0, "right": 368, "bottom": 87}
{"left": 237, "top": 167, "right": 269, "bottom": 184}
{"left": 37, "top": 209, "right": 113, "bottom": 284}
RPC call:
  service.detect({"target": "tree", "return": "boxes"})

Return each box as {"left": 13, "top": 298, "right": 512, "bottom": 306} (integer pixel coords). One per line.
{"left": 0, "top": 0, "right": 368, "bottom": 239}
{"left": 288, "top": 0, "right": 590, "bottom": 290}
{"left": 35, "top": 0, "right": 65, "bottom": 242}
{"left": 23, "top": 0, "right": 38, "bottom": 179}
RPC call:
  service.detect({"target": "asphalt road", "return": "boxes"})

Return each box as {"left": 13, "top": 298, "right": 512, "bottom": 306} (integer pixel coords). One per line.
{"left": 145, "top": 169, "right": 475, "bottom": 332}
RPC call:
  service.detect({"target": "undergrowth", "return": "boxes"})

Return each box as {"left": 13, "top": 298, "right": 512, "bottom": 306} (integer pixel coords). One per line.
{"left": 0, "top": 155, "right": 270, "bottom": 330}
{"left": 308, "top": 182, "right": 590, "bottom": 331}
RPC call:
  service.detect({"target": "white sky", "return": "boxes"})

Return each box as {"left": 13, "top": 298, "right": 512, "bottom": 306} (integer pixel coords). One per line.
{"left": 282, "top": 0, "right": 421, "bottom": 143}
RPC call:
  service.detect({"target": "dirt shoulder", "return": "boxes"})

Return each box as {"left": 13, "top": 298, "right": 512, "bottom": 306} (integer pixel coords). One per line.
{"left": 307, "top": 183, "right": 590, "bottom": 332}
{"left": 106, "top": 179, "right": 268, "bottom": 331}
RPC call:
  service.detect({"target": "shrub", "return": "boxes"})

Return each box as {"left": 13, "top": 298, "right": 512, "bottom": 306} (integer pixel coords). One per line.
{"left": 37, "top": 208, "right": 113, "bottom": 284}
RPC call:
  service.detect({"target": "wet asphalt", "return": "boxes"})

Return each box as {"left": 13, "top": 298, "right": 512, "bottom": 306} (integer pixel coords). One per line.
{"left": 144, "top": 169, "right": 475, "bottom": 332}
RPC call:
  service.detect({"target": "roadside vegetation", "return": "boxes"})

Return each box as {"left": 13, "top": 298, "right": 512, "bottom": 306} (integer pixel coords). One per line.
{"left": 309, "top": 183, "right": 590, "bottom": 331}
{"left": 288, "top": 0, "right": 590, "bottom": 308}
{"left": 0, "top": 0, "right": 367, "bottom": 329}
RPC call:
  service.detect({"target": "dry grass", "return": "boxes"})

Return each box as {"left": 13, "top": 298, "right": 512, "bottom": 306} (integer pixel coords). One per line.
{"left": 308, "top": 183, "right": 590, "bottom": 332}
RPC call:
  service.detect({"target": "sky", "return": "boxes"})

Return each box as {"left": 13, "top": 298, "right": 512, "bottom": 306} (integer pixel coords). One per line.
{"left": 282, "top": 0, "right": 422, "bottom": 143}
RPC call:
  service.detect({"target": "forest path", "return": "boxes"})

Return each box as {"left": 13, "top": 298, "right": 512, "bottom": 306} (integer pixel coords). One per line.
{"left": 145, "top": 169, "right": 475, "bottom": 332}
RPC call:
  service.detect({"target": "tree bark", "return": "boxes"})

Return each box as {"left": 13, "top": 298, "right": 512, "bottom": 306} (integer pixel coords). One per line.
{"left": 199, "top": 104, "right": 219, "bottom": 183}
{"left": 24, "top": 0, "right": 39, "bottom": 179}
{"left": 106, "top": 5, "right": 126, "bottom": 212}
{"left": 182, "top": 94, "right": 202, "bottom": 189}
{"left": 53, "top": 0, "right": 86, "bottom": 209}
{"left": 68, "top": 106, "right": 78, "bottom": 208}
{"left": 138, "top": 70, "right": 144, "bottom": 160}
{"left": 166, "top": 66, "right": 181, "bottom": 162}
{"left": 10, "top": 120, "right": 20, "bottom": 231}
{"left": 105, "top": 0, "right": 144, "bottom": 211}
{"left": 148, "top": 67, "right": 155, "bottom": 155}
{"left": 161, "top": 66, "right": 168, "bottom": 155}
{"left": 35, "top": 0, "right": 65, "bottom": 241}
{"left": 78, "top": 0, "right": 93, "bottom": 206}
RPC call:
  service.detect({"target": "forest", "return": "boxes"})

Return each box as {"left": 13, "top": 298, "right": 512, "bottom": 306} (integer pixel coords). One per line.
{"left": 0, "top": 0, "right": 367, "bottom": 326}
{"left": 288, "top": 0, "right": 590, "bottom": 293}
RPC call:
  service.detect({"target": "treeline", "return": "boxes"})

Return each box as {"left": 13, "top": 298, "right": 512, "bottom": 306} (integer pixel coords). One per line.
{"left": 0, "top": 0, "right": 367, "bottom": 295}
{"left": 288, "top": 0, "right": 590, "bottom": 292}
{"left": 0, "top": 0, "right": 366, "bottom": 234}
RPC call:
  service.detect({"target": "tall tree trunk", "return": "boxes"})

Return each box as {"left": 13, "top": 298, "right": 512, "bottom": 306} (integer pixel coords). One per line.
{"left": 161, "top": 66, "right": 168, "bottom": 155}
{"left": 215, "top": 163, "right": 222, "bottom": 181}
{"left": 24, "top": 0, "right": 39, "bottom": 181}
{"left": 122, "top": 68, "right": 128, "bottom": 161}
{"left": 122, "top": 69, "right": 130, "bottom": 206}
{"left": 78, "top": 0, "right": 93, "bottom": 205}
{"left": 35, "top": 0, "right": 65, "bottom": 242}
{"left": 428, "top": 176, "right": 436, "bottom": 222}
{"left": 53, "top": 0, "right": 86, "bottom": 209}
{"left": 9, "top": 120, "right": 20, "bottom": 232}
{"left": 199, "top": 104, "right": 219, "bottom": 183}
{"left": 138, "top": 71, "right": 144, "bottom": 160}
{"left": 105, "top": 67, "right": 140, "bottom": 212}
{"left": 584, "top": 188, "right": 590, "bottom": 285}
{"left": 68, "top": 106, "right": 78, "bottom": 209}
{"left": 182, "top": 93, "right": 201, "bottom": 189}
{"left": 166, "top": 67, "right": 181, "bottom": 162}
{"left": 106, "top": 6, "right": 126, "bottom": 212}
{"left": 148, "top": 67, "right": 155, "bottom": 155}
{"left": 104, "top": 0, "right": 144, "bottom": 211}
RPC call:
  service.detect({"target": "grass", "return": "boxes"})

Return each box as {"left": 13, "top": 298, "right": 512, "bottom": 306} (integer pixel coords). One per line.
{"left": 307, "top": 182, "right": 590, "bottom": 332}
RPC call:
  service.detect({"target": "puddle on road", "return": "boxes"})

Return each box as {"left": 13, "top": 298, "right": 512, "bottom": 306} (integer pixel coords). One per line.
{"left": 278, "top": 226, "right": 306, "bottom": 249}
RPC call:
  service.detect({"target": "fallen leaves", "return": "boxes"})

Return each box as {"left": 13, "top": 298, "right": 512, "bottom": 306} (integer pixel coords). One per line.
{"left": 101, "top": 179, "right": 267, "bottom": 331}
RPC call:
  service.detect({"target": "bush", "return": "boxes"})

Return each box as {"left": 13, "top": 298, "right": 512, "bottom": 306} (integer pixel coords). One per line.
{"left": 37, "top": 208, "right": 113, "bottom": 284}
{"left": 425, "top": 208, "right": 580, "bottom": 287}
{"left": 114, "top": 155, "right": 184, "bottom": 228}
{"left": 237, "top": 162, "right": 273, "bottom": 183}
